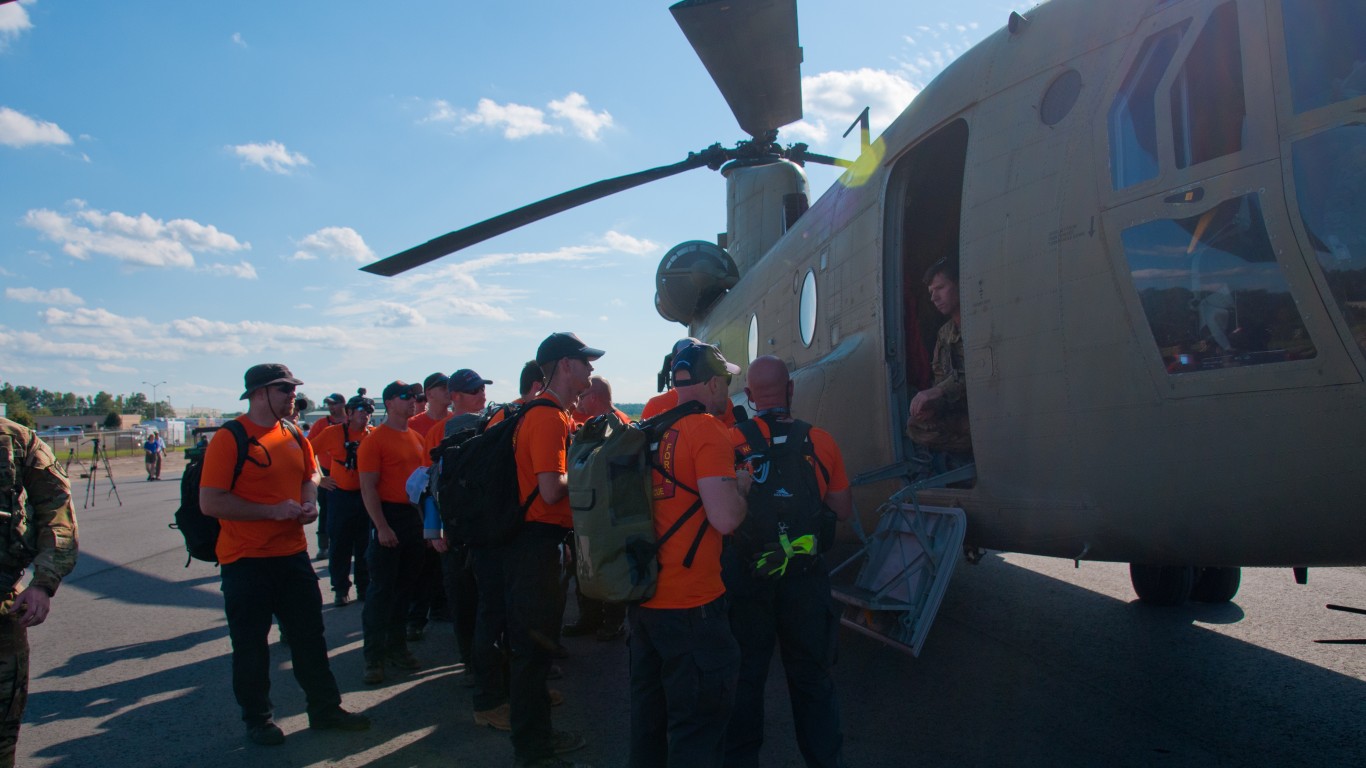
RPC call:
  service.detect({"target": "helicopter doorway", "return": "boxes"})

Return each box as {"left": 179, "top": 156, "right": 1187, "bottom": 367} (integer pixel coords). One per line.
{"left": 884, "top": 118, "right": 971, "bottom": 464}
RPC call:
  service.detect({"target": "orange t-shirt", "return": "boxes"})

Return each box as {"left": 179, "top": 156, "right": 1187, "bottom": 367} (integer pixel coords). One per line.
{"left": 422, "top": 414, "right": 451, "bottom": 465}
{"left": 408, "top": 411, "right": 444, "bottom": 442}
{"left": 643, "top": 412, "right": 735, "bottom": 609}
{"left": 310, "top": 422, "right": 373, "bottom": 491}
{"left": 513, "top": 393, "right": 572, "bottom": 528}
{"left": 202, "top": 416, "right": 317, "bottom": 564}
{"left": 730, "top": 417, "right": 851, "bottom": 498}
{"left": 357, "top": 422, "right": 425, "bottom": 504}
{"left": 642, "top": 389, "right": 736, "bottom": 427}
{"left": 307, "top": 415, "right": 344, "bottom": 468}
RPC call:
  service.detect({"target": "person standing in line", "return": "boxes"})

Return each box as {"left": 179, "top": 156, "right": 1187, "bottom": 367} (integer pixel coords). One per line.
{"left": 0, "top": 417, "right": 79, "bottom": 766}
{"left": 723, "top": 355, "right": 853, "bottom": 768}
{"left": 308, "top": 391, "right": 376, "bottom": 606}
{"left": 357, "top": 380, "right": 428, "bottom": 685}
{"left": 629, "top": 343, "right": 749, "bottom": 768}
{"left": 308, "top": 393, "right": 348, "bottom": 560}
{"left": 200, "top": 364, "right": 370, "bottom": 746}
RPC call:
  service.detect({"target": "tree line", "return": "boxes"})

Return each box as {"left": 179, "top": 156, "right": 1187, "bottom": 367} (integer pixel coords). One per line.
{"left": 0, "top": 382, "right": 176, "bottom": 428}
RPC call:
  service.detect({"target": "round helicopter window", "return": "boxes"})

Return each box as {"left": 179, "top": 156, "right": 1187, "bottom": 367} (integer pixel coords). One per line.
{"left": 748, "top": 314, "right": 759, "bottom": 362}
{"left": 799, "top": 270, "right": 817, "bottom": 346}
{"left": 1040, "top": 68, "right": 1082, "bottom": 126}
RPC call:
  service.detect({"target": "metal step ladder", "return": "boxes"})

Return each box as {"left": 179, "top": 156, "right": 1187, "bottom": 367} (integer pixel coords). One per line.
{"left": 830, "top": 462, "right": 974, "bottom": 657}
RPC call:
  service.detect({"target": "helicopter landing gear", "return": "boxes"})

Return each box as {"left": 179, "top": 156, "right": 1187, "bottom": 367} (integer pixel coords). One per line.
{"left": 1129, "top": 564, "right": 1242, "bottom": 605}
{"left": 1191, "top": 566, "right": 1241, "bottom": 603}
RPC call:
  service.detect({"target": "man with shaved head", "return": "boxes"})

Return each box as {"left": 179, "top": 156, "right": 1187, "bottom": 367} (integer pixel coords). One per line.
{"left": 724, "top": 355, "right": 853, "bottom": 768}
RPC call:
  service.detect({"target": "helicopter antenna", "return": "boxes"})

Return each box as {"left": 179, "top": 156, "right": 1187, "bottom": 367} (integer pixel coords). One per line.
{"left": 843, "top": 106, "right": 871, "bottom": 153}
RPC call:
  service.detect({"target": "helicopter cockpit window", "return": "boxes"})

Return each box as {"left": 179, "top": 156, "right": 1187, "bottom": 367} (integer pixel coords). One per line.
{"left": 1120, "top": 193, "right": 1317, "bottom": 372}
{"left": 1282, "top": 0, "right": 1366, "bottom": 114}
{"left": 1292, "top": 126, "right": 1366, "bottom": 358}
{"left": 1170, "top": 2, "right": 1243, "bottom": 169}
{"left": 1109, "top": 23, "right": 1187, "bottom": 189}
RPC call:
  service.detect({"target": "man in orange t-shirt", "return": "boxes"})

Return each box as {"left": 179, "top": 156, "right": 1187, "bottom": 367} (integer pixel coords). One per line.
{"left": 723, "top": 355, "right": 854, "bottom": 768}
{"left": 629, "top": 343, "right": 749, "bottom": 768}
{"left": 309, "top": 392, "right": 375, "bottom": 606}
{"left": 307, "top": 392, "right": 348, "bottom": 560}
{"left": 200, "top": 363, "right": 369, "bottom": 746}
{"left": 357, "top": 380, "right": 427, "bottom": 685}
{"left": 470, "top": 333, "right": 601, "bottom": 765}
{"left": 408, "top": 372, "right": 451, "bottom": 441}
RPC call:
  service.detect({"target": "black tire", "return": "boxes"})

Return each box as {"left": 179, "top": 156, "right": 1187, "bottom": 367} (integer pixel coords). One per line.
{"left": 1129, "top": 563, "right": 1195, "bottom": 606}
{"left": 1190, "top": 566, "right": 1241, "bottom": 603}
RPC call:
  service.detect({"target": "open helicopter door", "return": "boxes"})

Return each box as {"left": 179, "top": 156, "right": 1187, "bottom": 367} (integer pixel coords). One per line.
{"left": 829, "top": 465, "right": 973, "bottom": 657}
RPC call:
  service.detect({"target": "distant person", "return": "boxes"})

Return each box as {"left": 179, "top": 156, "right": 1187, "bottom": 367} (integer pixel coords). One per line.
{"left": 143, "top": 430, "right": 165, "bottom": 481}
{"left": 0, "top": 417, "right": 79, "bottom": 766}
{"left": 906, "top": 258, "right": 973, "bottom": 468}
{"left": 724, "top": 355, "right": 853, "bottom": 768}
{"left": 308, "top": 393, "right": 348, "bottom": 560}
{"left": 357, "top": 380, "right": 427, "bottom": 685}
{"left": 471, "top": 333, "right": 602, "bottom": 766}
{"left": 199, "top": 364, "right": 369, "bottom": 746}
{"left": 564, "top": 376, "right": 628, "bottom": 642}
{"left": 642, "top": 337, "right": 738, "bottom": 427}
{"left": 308, "top": 390, "right": 376, "bottom": 606}
{"left": 630, "top": 343, "right": 749, "bottom": 768}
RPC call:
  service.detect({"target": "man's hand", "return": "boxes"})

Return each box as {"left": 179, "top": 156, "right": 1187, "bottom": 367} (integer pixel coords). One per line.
{"left": 319, "top": 476, "right": 339, "bottom": 491}
{"left": 13, "top": 587, "right": 51, "bottom": 628}
{"left": 298, "top": 500, "right": 319, "bottom": 525}
{"left": 909, "top": 387, "right": 945, "bottom": 421}
{"left": 375, "top": 525, "right": 399, "bottom": 548}
{"left": 428, "top": 538, "right": 449, "bottom": 553}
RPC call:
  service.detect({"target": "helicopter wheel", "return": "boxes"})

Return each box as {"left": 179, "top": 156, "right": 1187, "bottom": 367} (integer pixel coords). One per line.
{"left": 1190, "top": 566, "right": 1241, "bottom": 603}
{"left": 1128, "top": 564, "right": 1195, "bottom": 606}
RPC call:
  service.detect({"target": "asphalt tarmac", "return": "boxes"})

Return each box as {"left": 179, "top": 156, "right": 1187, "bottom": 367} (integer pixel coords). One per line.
{"left": 19, "top": 456, "right": 1366, "bottom": 767}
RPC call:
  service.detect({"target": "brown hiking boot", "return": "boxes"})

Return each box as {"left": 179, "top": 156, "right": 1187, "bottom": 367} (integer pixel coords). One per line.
{"left": 473, "top": 702, "right": 511, "bottom": 731}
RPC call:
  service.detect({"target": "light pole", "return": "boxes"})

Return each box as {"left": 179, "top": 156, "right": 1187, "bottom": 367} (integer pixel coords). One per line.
{"left": 142, "top": 380, "right": 167, "bottom": 424}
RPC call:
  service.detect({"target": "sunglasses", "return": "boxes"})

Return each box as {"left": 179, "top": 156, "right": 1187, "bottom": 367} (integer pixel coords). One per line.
{"left": 273, "top": 384, "right": 297, "bottom": 395}
{"left": 395, "top": 392, "right": 416, "bottom": 401}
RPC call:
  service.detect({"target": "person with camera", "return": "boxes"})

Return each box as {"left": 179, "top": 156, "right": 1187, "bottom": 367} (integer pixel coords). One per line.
{"left": 308, "top": 393, "right": 348, "bottom": 560}
{"left": 0, "top": 417, "right": 79, "bottom": 766}
{"left": 308, "top": 391, "right": 375, "bottom": 607}
{"left": 199, "top": 364, "right": 370, "bottom": 746}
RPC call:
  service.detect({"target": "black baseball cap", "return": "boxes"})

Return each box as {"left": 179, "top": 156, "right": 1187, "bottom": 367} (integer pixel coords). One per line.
{"left": 345, "top": 393, "right": 376, "bottom": 413}
{"left": 449, "top": 369, "right": 493, "bottom": 394}
{"left": 323, "top": 392, "right": 346, "bottom": 406}
{"left": 381, "top": 380, "right": 422, "bottom": 402}
{"left": 671, "top": 343, "right": 739, "bottom": 386}
{"left": 423, "top": 372, "right": 449, "bottom": 391}
{"left": 536, "top": 332, "right": 605, "bottom": 367}
{"left": 240, "top": 363, "right": 304, "bottom": 400}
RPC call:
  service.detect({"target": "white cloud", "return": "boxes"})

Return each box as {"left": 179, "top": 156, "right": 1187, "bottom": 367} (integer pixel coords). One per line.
{"left": 0, "top": 106, "right": 72, "bottom": 148}
{"left": 425, "top": 92, "right": 613, "bottom": 142}
{"left": 231, "top": 32, "right": 247, "bottom": 48}
{"left": 784, "top": 69, "right": 919, "bottom": 146}
{"left": 21, "top": 203, "right": 249, "bottom": 269}
{"left": 5, "top": 286, "right": 84, "bottom": 305}
{"left": 548, "top": 92, "right": 613, "bottom": 141}
{"left": 374, "top": 302, "right": 427, "bottom": 328}
{"left": 203, "top": 260, "right": 258, "bottom": 279}
{"left": 601, "top": 230, "right": 658, "bottom": 256}
{"left": 0, "top": 1, "right": 33, "bottom": 48}
{"left": 96, "top": 363, "right": 138, "bottom": 374}
{"left": 292, "top": 226, "right": 374, "bottom": 263}
{"left": 464, "top": 98, "right": 557, "bottom": 140}
{"left": 230, "top": 140, "right": 311, "bottom": 174}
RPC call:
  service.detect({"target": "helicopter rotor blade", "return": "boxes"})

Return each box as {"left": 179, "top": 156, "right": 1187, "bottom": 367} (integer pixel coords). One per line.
{"left": 361, "top": 151, "right": 719, "bottom": 276}
{"left": 670, "top": 0, "right": 803, "bottom": 139}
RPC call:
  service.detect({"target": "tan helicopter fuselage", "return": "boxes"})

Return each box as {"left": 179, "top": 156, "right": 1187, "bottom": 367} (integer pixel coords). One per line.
{"left": 689, "top": 0, "right": 1366, "bottom": 568}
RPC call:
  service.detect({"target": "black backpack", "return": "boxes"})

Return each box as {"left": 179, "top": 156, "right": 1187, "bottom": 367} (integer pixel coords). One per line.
{"left": 434, "top": 399, "right": 556, "bottom": 547}
{"left": 733, "top": 416, "right": 832, "bottom": 578}
{"left": 171, "top": 420, "right": 305, "bottom": 566}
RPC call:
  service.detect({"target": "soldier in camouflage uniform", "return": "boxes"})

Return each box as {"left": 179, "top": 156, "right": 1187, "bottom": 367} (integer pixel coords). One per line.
{"left": 906, "top": 258, "right": 974, "bottom": 461}
{"left": 0, "top": 417, "right": 79, "bottom": 767}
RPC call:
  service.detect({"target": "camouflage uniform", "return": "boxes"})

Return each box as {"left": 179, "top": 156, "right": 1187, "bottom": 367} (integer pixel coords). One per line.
{"left": 0, "top": 418, "right": 80, "bottom": 767}
{"left": 907, "top": 319, "right": 973, "bottom": 455}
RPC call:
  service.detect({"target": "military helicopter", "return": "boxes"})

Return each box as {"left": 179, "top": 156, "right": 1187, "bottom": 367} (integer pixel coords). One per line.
{"left": 364, "top": 0, "right": 1366, "bottom": 636}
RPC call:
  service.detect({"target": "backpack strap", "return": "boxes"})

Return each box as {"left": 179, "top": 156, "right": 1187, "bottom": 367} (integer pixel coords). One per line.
{"left": 643, "top": 401, "right": 713, "bottom": 568}
{"left": 222, "top": 420, "right": 308, "bottom": 491}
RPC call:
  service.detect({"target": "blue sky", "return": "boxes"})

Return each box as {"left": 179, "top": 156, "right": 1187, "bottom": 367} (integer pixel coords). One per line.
{"left": 0, "top": 0, "right": 1021, "bottom": 413}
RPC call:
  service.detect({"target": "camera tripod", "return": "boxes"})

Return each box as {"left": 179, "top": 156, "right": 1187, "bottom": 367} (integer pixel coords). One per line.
{"left": 80, "top": 437, "right": 122, "bottom": 509}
